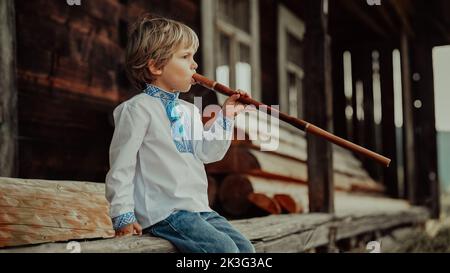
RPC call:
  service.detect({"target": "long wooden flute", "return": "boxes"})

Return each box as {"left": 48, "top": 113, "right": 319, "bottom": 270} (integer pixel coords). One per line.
{"left": 193, "top": 73, "right": 391, "bottom": 167}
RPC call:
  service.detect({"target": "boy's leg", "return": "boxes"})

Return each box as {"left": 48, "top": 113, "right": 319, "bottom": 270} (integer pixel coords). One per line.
{"left": 148, "top": 210, "right": 239, "bottom": 253}
{"left": 201, "top": 211, "right": 256, "bottom": 253}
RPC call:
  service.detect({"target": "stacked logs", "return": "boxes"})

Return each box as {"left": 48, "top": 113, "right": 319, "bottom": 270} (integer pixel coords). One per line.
{"left": 206, "top": 121, "right": 385, "bottom": 218}
{"left": 214, "top": 174, "right": 304, "bottom": 218}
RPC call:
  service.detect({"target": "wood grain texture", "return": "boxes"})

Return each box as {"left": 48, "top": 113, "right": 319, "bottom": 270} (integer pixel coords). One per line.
{"left": 0, "top": 177, "right": 114, "bottom": 248}
{"left": 0, "top": 206, "right": 429, "bottom": 253}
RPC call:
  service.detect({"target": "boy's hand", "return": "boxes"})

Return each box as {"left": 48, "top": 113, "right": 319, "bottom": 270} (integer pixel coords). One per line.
{"left": 115, "top": 222, "right": 143, "bottom": 237}
{"left": 222, "top": 89, "right": 253, "bottom": 119}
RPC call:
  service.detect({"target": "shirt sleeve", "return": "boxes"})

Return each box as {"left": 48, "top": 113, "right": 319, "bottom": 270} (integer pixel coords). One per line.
{"left": 192, "top": 107, "right": 234, "bottom": 164}
{"left": 105, "top": 102, "right": 150, "bottom": 229}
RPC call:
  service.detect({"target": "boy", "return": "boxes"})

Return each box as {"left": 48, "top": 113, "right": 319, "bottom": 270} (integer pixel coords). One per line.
{"left": 105, "top": 15, "right": 255, "bottom": 253}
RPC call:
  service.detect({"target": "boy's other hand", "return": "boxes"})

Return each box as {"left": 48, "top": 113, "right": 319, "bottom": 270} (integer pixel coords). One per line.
{"left": 115, "top": 222, "right": 143, "bottom": 237}
{"left": 223, "top": 89, "right": 254, "bottom": 118}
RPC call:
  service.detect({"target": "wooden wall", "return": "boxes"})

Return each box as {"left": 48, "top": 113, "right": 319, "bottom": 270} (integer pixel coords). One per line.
{"left": 0, "top": 0, "right": 18, "bottom": 178}
{"left": 259, "top": 0, "right": 304, "bottom": 106}
{"left": 8, "top": 0, "right": 445, "bottom": 219}
{"left": 14, "top": 0, "right": 202, "bottom": 182}
{"left": 13, "top": 0, "right": 307, "bottom": 182}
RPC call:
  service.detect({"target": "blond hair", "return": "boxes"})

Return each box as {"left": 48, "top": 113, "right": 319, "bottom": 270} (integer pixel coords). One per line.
{"left": 125, "top": 15, "right": 199, "bottom": 90}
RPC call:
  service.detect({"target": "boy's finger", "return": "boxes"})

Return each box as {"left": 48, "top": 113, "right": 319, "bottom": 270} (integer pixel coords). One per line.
{"left": 229, "top": 94, "right": 240, "bottom": 102}
{"left": 236, "top": 90, "right": 249, "bottom": 97}
{"left": 135, "top": 226, "right": 143, "bottom": 235}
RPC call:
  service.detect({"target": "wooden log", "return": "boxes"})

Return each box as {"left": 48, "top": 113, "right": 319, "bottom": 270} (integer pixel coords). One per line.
{"left": 350, "top": 180, "right": 385, "bottom": 193}
{"left": 0, "top": 177, "right": 114, "bottom": 248}
{"left": 207, "top": 107, "right": 384, "bottom": 195}
{"left": 207, "top": 144, "right": 384, "bottom": 194}
{"left": 0, "top": 206, "right": 429, "bottom": 253}
{"left": 218, "top": 174, "right": 307, "bottom": 217}
{"left": 206, "top": 144, "right": 260, "bottom": 174}
{"left": 248, "top": 176, "right": 308, "bottom": 211}
{"left": 248, "top": 193, "right": 281, "bottom": 215}
{"left": 218, "top": 175, "right": 254, "bottom": 217}
{"left": 234, "top": 111, "right": 367, "bottom": 173}
{"left": 274, "top": 194, "right": 303, "bottom": 214}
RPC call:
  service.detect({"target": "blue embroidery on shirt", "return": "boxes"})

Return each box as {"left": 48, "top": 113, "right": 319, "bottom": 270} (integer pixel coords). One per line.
{"left": 143, "top": 84, "right": 194, "bottom": 154}
{"left": 112, "top": 211, "right": 137, "bottom": 230}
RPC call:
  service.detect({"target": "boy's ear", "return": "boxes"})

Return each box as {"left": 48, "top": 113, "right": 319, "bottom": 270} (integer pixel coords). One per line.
{"left": 148, "top": 59, "right": 163, "bottom": 76}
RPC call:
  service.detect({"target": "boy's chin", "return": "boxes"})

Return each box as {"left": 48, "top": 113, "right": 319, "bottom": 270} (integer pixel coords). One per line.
{"left": 180, "top": 86, "right": 192, "bottom": 92}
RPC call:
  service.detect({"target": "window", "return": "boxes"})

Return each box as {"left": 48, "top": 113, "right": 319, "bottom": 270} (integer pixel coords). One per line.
{"left": 201, "top": 0, "right": 261, "bottom": 104}
{"left": 278, "top": 5, "right": 305, "bottom": 118}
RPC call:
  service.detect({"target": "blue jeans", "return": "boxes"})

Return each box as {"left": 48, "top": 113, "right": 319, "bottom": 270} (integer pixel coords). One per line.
{"left": 146, "top": 210, "right": 255, "bottom": 253}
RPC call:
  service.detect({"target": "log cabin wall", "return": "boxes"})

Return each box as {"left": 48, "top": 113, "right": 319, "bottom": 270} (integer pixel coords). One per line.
{"left": 12, "top": 0, "right": 307, "bottom": 182}
{"left": 0, "top": 0, "right": 19, "bottom": 178}
{"left": 13, "top": 0, "right": 204, "bottom": 182}
{"left": 2, "top": 0, "right": 446, "bottom": 218}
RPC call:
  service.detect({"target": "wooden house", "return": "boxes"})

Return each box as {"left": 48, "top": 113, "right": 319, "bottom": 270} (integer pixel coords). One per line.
{"left": 0, "top": 0, "right": 448, "bottom": 252}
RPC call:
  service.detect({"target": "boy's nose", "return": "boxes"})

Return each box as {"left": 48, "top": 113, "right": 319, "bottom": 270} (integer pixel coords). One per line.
{"left": 192, "top": 61, "right": 198, "bottom": 70}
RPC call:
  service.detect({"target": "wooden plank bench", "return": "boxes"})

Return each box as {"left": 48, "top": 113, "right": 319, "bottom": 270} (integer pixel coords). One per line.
{"left": 0, "top": 177, "right": 429, "bottom": 253}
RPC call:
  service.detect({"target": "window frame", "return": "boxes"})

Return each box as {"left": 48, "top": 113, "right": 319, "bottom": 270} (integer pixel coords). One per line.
{"left": 201, "top": 0, "right": 261, "bottom": 104}
{"left": 278, "top": 4, "right": 306, "bottom": 118}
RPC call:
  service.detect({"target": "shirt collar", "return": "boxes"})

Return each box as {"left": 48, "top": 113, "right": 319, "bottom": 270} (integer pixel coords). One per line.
{"left": 143, "top": 83, "right": 180, "bottom": 101}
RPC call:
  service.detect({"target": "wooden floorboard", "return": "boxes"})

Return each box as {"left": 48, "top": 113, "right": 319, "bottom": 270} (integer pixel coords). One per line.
{"left": 0, "top": 206, "right": 429, "bottom": 253}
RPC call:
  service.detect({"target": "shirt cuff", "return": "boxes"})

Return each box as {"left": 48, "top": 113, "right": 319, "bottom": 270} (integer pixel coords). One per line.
{"left": 216, "top": 111, "right": 234, "bottom": 132}
{"left": 111, "top": 211, "right": 137, "bottom": 230}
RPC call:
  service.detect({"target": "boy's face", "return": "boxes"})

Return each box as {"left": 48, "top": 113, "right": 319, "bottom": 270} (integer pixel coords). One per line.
{"left": 151, "top": 45, "right": 198, "bottom": 93}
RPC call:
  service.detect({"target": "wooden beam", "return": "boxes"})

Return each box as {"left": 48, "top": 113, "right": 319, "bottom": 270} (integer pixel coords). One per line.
{"left": 350, "top": 46, "right": 366, "bottom": 160}
{"left": 379, "top": 45, "right": 399, "bottom": 198}
{"left": 339, "top": 0, "right": 389, "bottom": 39}
{"left": 303, "top": 0, "right": 334, "bottom": 213}
{"left": 400, "top": 33, "right": 417, "bottom": 205}
{"left": 409, "top": 41, "right": 440, "bottom": 218}
{"left": 361, "top": 48, "right": 379, "bottom": 181}
{"left": 429, "top": 17, "right": 450, "bottom": 46}
{"left": 349, "top": 45, "right": 383, "bottom": 181}
{"left": 408, "top": 1, "right": 440, "bottom": 218}
{"left": 390, "top": 0, "right": 414, "bottom": 37}
{"left": 331, "top": 45, "right": 348, "bottom": 140}
{"left": 0, "top": 0, "right": 18, "bottom": 177}
{"left": 0, "top": 206, "right": 429, "bottom": 253}
{"left": 376, "top": 4, "right": 398, "bottom": 32}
